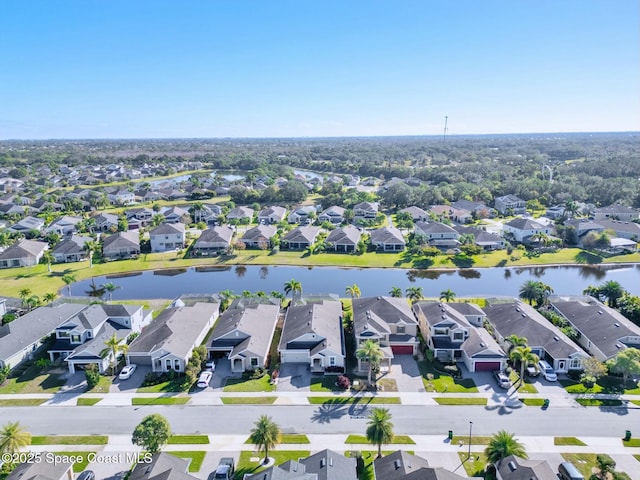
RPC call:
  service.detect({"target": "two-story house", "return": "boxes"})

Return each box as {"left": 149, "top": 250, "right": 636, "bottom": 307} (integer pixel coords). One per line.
{"left": 502, "top": 218, "right": 552, "bottom": 244}
{"left": 108, "top": 189, "right": 136, "bottom": 205}
{"left": 414, "top": 221, "right": 460, "bottom": 249}
{"left": 494, "top": 194, "right": 526, "bottom": 215}
{"left": 149, "top": 223, "right": 186, "bottom": 252}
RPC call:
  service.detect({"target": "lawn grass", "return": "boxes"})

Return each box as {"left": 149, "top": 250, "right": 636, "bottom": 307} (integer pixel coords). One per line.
{"left": 418, "top": 360, "right": 478, "bottom": 393}
{"left": 560, "top": 375, "right": 639, "bottom": 395}
{"left": 0, "top": 364, "right": 66, "bottom": 394}
{"left": 346, "top": 451, "right": 402, "bottom": 480}
{"left": 622, "top": 438, "right": 640, "bottom": 447}
{"left": 561, "top": 453, "right": 598, "bottom": 477}
{"left": 32, "top": 436, "right": 108, "bottom": 445}
{"left": 52, "top": 452, "right": 94, "bottom": 473}
{"left": 451, "top": 436, "right": 491, "bottom": 445}
{"left": 136, "top": 378, "right": 190, "bottom": 393}
{"left": 310, "top": 376, "right": 340, "bottom": 392}
{"left": 555, "top": 437, "right": 587, "bottom": 446}
{"left": 88, "top": 376, "right": 113, "bottom": 393}
{"left": 131, "top": 396, "right": 190, "bottom": 405}
{"left": 0, "top": 399, "right": 47, "bottom": 406}
{"left": 236, "top": 450, "right": 311, "bottom": 479}
{"left": 168, "top": 451, "right": 206, "bottom": 472}
{"left": 76, "top": 397, "right": 102, "bottom": 406}
{"left": 575, "top": 398, "right": 623, "bottom": 407}
{"left": 245, "top": 434, "right": 310, "bottom": 445}
{"left": 508, "top": 373, "right": 538, "bottom": 394}
{"left": 345, "top": 435, "right": 415, "bottom": 445}
{"left": 223, "top": 375, "right": 275, "bottom": 392}
{"left": 434, "top": 397, "right": 488, "bottom": 406}
{"left": 634, "top": 454, "right": 640, "bottom": 462}
{"left": 520, "top": 398, "right": 546, "bottom": 407}
{"left": 630, "top": 400, "right": 640, "bottom": 406}
{"left": 457, "top": 452, "right": 489, "bottom": 478}
{"left": 307, "top": 396, "right": 401, "bottom": 405}
{"left": 168, "top": 435, "right": 210, "bottom": 445}
{"left": 221, "top": 396, "right": 277, "bottom": 405}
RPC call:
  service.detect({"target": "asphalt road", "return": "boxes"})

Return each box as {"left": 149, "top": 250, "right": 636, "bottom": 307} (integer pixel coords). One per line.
{"left": 3, "top": 404, "right": 638, "bottom": 437}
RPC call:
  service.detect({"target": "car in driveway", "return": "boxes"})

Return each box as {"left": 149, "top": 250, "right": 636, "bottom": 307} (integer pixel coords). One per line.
{"left": 205, "top": 360, "right": 216, "bottom": 371}
{"left": 118, "top": 364, "right": 137, "bottom": 380}
{"left": 526, "top": 364, "right": 539, "bottom": 377}
{"left": 538, "top": 360, "right": 557, "bottom": 382}
{"left": 493, "top": 371, "right": 511, "bottom": 389}
{"left": 77, "top": 471, "right": 95, "bottom": 480}
{"left": 197, "top": 370, "right": 213, "bottom": 388}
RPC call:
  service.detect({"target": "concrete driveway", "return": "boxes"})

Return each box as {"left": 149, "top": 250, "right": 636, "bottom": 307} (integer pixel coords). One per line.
{"left": 384, "top": 355, "right": 425, "bottom": 392}
{"left": 210, "top": 359, "right": 238, "bottom": 391}
{"left": 110, "top": 365, "right": 150, "bottom": 392}
{"left": 277, "top": 363, "right": 311, "bottom": 391}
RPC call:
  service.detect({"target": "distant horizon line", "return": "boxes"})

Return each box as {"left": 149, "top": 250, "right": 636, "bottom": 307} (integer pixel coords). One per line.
{"left": 1, "top": 130, "right": 639, "bottom": 142}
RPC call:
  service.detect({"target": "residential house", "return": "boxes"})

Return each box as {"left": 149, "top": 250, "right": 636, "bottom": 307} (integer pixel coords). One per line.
{"left": 495, "top": 455, "right": 556, "bottom": 480}
{"left": 325, "top": 225, "right": 361, "bottom": 252}
{"left": 243, "top": 449, "right": 357, "bottom": 480}
{"left": 125, "top": 207, "right": 154, "bottom": 229}
{"left": 258, "top": 205, "right": 287, "bottom": 224}
{"left": 8, "top": 215, "right": 45, "bottom": 233}
{"left": 592, "top": 219, "right": 640, "bottom": 240}
{"left": 564, "top": 219, "right": 605, "bottom": 243}
{"left": 494, "top": 194, "right": 527, "bottom": 215}
{"left": 399, "top": 206, "right": 429, "bottom": 222}
{"left": 454, "top": 226, "right": 505, "bottom": 250}
{"left": 48, "top": 303, "right": 150, "bottom": 374}
{"left": 279, "top": 299, "right": 345, "bottom": 373}
{"left": 0, "top": 239, "right": 49, "bottom": 268}
{"left": 192, "top": 226, "right": 234, "bottom": 254}
{"left": 483, "top": 300, "right": 587, "bottom": 374}
{"left": 0, "top": 303, "right": 87, "bottom": 369}
{"left": 352, "top": 296, "right": 418, "bottom": 372}
{"left": 207, "top": 299, "right": 280, "bottom": 373}
{"left": 7, "top": 455, "right": 74, "bottom": 480}
{"left": 549, "top": 296, "right": 640, "bottom": 361}
{"left": 0, "top": 297, "right": 6, "bottom": 317}
{"left": 593, "top": 205, "right": 639, "bottom": 222}
{"left": 108, "top": 189, "right": 136, "bottom": 205}
{"left": 0, "top": 203, "right": 26, "bottom": 217}
{"left": 150, "top": 223, "right": 186, "bottom": 252}
{"left": 451, "top": 199, "right": 491, "bottom": 218}
{"left": 281, "top": 226, "right": 321, "bottom": 250}
{"left": 94, "top": 212, "right": 119, "bottom": 231}
{"left": 127, "top": 299, "right": 219, "bottom": 373}
{"left": 545, "top": 205, "right": 566, "bottom": 220}
{"left": 413, "top": 302, "right": 507, "bottom": 372}
{"left": 370, "top": 226, "right": 405, "bottom": 251}
{"left": 241, "top": 225, "right": 277, "bottom": 249}
{"left": 414, "top": 221, "right": 460, "bottom": 249}
{"left": 353, "top": 201, "right": 379, "bottom": 219}
{"left": 129, "top": 453, "right": 199, "bottom": 480}
{"left": 44, "top": 215, "right": 82, "bottom": 236}
{"left": 318, "top": 205, "right": 346, "bottom": 224}
{"left": 52, "top": 235, "right": 92, "bottom": 263}
{"left": 502, "top": 218, "right": 552, "bottom": 244}
{"left": 374, "top": 451, "right": 467, "bottom": 480}
{"left": 102, "top": 230, "right": 140, "bottom": 259}
{"left": 288, "top": 205, "right": 317, "bottom": 224}
{"left": 227, "top": 206, "right": 254, "bottom": 223}
{"left": 190, "top": 203, "right": 223, "bottom": 225}
{"left": 161, "top": 205, "right": 190, "bottom": 224}
{"left": 429, "top": 205, "right": 472, "bottom": 224}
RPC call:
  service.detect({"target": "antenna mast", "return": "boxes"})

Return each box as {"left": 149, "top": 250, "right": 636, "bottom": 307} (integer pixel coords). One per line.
{"left": 443, "top": 116, "right": 448, "bottom": 141}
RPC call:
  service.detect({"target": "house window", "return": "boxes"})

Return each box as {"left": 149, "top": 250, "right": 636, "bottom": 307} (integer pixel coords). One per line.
{"left": 71, "top": 335, "right": 81, "bottom": 343}
{"left": 329, "top": 357, "right": 336, "bottom": 366}
{"left": 434, "top": 328, "right": 447, "bottom": 335}
{"left": 166, "top": 359, "right": 172, "bottom": 370}
{"left": 58, "top": 331, "right": 70, "bottom": 338}
{"left": 174, "top": 359, "right": 180, "bottom": 371}
{"left": 397, "top": 326, "right": 405, "bottom": 334}
{"left": 453, "top": 332, "right": 464, "bottom": 341}
{"left": 250, "top": 358, "right": 259, "bottom": 368}
{"left": 570, "top": 358, "right": 581, "bottom": 369}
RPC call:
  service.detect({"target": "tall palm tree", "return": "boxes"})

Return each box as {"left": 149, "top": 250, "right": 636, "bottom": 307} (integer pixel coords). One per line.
{"left": 484, "top": 430, "right": 527, "bottom": 465}
{"left": 345, "top": 284, "right": 361, "bottom": 299}
{"left": 439, "top": 289, "right": 456, "bottom": 302}
{"left": 18, "top": 288, "right": 32, "bottom": 307}
{"left": 284, "top": 278, "right": 303, "bottom": 304}
{"left": 43, "top": 292, "right": 57, "bottom": 304}
{"left": 405, "top": 286, "right": 424, "bottom": 303}
{"left": 599, "top": 280, "right": 624, "bottom": 308}
{"left": 102, "top": 282, "right": 120, "bottom": 302}
{"left": 101, "top": 333, "right": 127, "bottom": 375}
{"left": 25, "top": 295, "right": 41, "bottom": 311}
{"left": 0, "top": 422, "right": 32, "bottom": 454}
{"left": 366, "top": 407, "right": 394, "bottom": 458}
{"left": 62, "top": 274, "right": 77, "bottom": 296}
{"left": 510, "top": 346, "right": 539, "bottom": 383}
{"left": 219, "top": 289, "right": 236, "bottom": 311}
{"left": 84, "top": 240, "right": 100, "bottom": 268}
{"left": 356, "top": 339, "right": 384, "bottom": 386}
{"left": 189, "top": 201, "right": 205, "bottom": 223}
{"left": 505, "top": 335, "right": 528, "bottom": 353}
{"left": 41, "top": 250, "right": 55, "bottom": 273}
{"left": 518, "top": 280, "right": 540, "bottom": 306}
{"left": 389, "top": 286, "right": 403, "bottom": 298}
{"left": 249, "top": 415, "right": 281, "bottom": 465}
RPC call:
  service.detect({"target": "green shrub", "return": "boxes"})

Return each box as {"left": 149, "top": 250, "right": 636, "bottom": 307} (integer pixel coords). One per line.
{"left": 85, "top": 365, "right": 100, "bottom": 390}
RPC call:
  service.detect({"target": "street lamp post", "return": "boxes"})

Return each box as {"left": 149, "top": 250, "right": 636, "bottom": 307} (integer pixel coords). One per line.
{"left": 468, "top": 421, "right": 473, "bottom": 460}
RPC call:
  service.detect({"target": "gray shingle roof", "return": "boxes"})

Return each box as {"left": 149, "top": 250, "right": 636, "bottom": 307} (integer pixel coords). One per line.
{"left": 374, "top": 451, "right": 468, "bottom": 480}
{"left": 325, "top": 225, "right": 361, "bottom": 246}
{"left": 196, "top": 226, "right": 234, "bottom": 245}
{"left": 0, "top": 239, "right": 48, "bottom": 260}
{"left": 283, "top": 226, "right": 321, "bottom": 243}
{"left": 150, "top": 223, "right": 185, "bottom": 236}
{"left": 129, "top": 453, "right": 199, "bottom": 480}
{"left": 103, "top": 230, "right": 140, "bottom": 249}
{"left": 370, "top": 226, "right": 405, "bottom": 245}
{"left": 242, "top": 225, "right": 277, "bottom": 242}
{"left": 353, "top": 296, "right": 416, "bottom": 336}
{"left": 505, "top": 218, "right": 545, "bottom": 230}
{"left": 495, "top": 455, "right": 557, "bottom": 480}
{"left": 7, "top": 455, "right": 73, "bottom": 480}
{"left": 280, "top": 300, "right": 344, "bottom": 355}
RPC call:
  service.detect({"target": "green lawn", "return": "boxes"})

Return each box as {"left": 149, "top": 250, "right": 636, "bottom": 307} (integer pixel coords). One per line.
{"left": 0, "top": 364, "right": 66, "bottom": 394}
{"left": 236, "top": 450, "right": 311, "bottom": 478}
{"left": 457, "top": 452, "right": 489, "bottom": 478}
{"left": 52, "top": 452, "right": 94, "bottom": 473}
{"left": 418, "top": 360, "right": 478, "bottom": 393}
{"left": 508, "top": 372, "right": 538, "bottom": 393}
{"left": 32, "top": 436, "right": 108, "bottom": 445}
{"left": 451, "top": 436, "right": 491, "bottom": 445}
{"left": 560, "top": 453, "right": 598, "bottom": 477}
{"left": 560, "top": 375, "right": 640, "bottom": 395}
{"left": 131, "top": 396, "right": 190, "bottom": 405}
{"left": 245, "top": 434, "right": 310, "bottom": 445}
{"left": 307, "top": 396, "right": 401, "bottom": 405}
{"left": 634, "top": 455, "right": 640, "bottom": 462}
{"left": 555, "top": 437, "right": 587, "bottom": 446}
{"left": 88, "top": 376, "right": 114, "bottom": 393}
{"left": 575, "top": 398, "right": 623, "bottom": 407}
{"left": 520, "top": 398, "right": 546, "bottom": 406}
{"left": 345, "top": 435, "right": 415, "bottom": 445}
{"left": 223, "top": 375, "right": 275, "bottom": 392}
{"left": 168, "top": 435, "right": 210, "bottom": 445}
{"left": 169, "top": 451, "right": 206, "bottom": 472}
{"left": 623, "top": 438, "right": 640, "bottom": 447}
{"left": 136, "top": 378, "right": 190, "bottom": 393}
{"left": 434, "top": 397, "right": 488, "bottom": 406}
{"left": 221, "top": 396, "right": 277, "bottom": 404}
{"left": 310, "top": 376, "right": 341, "bottom": 392}
{"left": 0, "top": 399, "right": 47, "bottom": 406}
{"left": 76, "top": 397, "right": 102, "bottom": 406}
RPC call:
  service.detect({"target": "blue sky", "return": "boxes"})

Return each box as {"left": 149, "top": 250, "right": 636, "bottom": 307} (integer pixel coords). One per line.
{"left": 1, "top": 0, "right": 638, "bottom": 139}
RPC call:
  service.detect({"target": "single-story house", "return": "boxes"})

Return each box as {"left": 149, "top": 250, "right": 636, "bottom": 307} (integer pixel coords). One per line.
{"left": 258, "top": 205, "right": 287, "bottom": 224}
{"left": 279, "top": 299, "right": 345, "bottom": 373}
{"left": 125, "top": 207, "right": 154, "bottom": 229}
{"left": 52, "top": 235, "right": 92, "bottom": 263}
{"left": 149, "top": 223, "right": 186, "bottom": 252}
{"left": 127, "top": 300, "right": 219, "bottom": 373}
{"left": 374, "top": 451, "right": 467, "bottom": 480}
{"left": 370, "top": 226, "right": 405, "bottom": 251}
{"left": 325, "top": 225, "right": 361, "bottom": 252}
{"left": 93, "top": 212, "right": 119, "bottom": 231}
{"left": 241, "top": 224, "right": 277, "bottom": 249}
{"left": 227, "top": 206, "right": 254, "bottom": 223}
{"left": 593, "top": 204, "right": 639, "bottom": 222}
{"left": 8, "top": 215, "right": 45, "bottom": 234}
{"left": 192, "top": 226, "right": 234, "bottom": 254}
{"left": 353, "top": 201, "right": 378, "bottom": 219}
{"left": 243, "top": 449, "right": 357, "bottom": 480}
{"left": 161, "top": 205, "right": 190, "bottom": 224}
{"left": 495, "top": 455, "right": 556, "bottom": 480}
{"left": 0, "top": 239, "right": 49, "bottom": 269}
{"left": 318, "top": 205, "right": 346, "bottom": 224}
{"left": 102, "top": 230, "right": 140, "bottom": 259}
{"left": 281, "top": 226, "right": 321, "bottom": 250}
{"left": 454, "top": 225, "right": 505, "bottom": 250}
{"left": 429, "top": 205, "right": 472, "bottom": 224}
{"left": 288, "top": 205, "right": 317, "bottom": 224}
{"left": 129, "top": 453, "right": 200, "bottom": 480}
{"left": 44, "top": 215, "right": 82, "bottom": 236}
{"left": 399, "top": 206, "right": 429, "bottom": 222}
{"left": 7, "top": 455, "right": 74, "bottom": 480}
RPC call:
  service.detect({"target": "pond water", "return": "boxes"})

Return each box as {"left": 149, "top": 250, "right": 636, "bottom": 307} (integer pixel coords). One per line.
{"left": 67, "top": 264, "right": 640, "bottom": 301}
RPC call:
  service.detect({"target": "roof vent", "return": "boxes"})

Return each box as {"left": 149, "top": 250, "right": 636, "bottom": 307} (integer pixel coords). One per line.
{"left": 394, "top": 459, "right": 402, "bottom": 470}
{"left": 480, "top": 342, "right": 485, "bottom": 348}
{"left": 614, "top": 323, "right": 620, "bottom": 327}
{"left": 554, "top": 336, "right": 559, "bottom": 341}
{"left": 508, "top": 461, "right": 517, "bottom": 472}
{"left": 515, "top": 307, "right": 520, "bottom": 312}
{"left": 377, "top": 296, "right": 381, "bottom": 300}
{"left": 598, "top": 311, "right": 603, "bottom": 315}
{"left": 616, "top": 343, "right": 622, "bottom": 349}
{"left": 521, "top": 313, "right": 526, "bottom": 318}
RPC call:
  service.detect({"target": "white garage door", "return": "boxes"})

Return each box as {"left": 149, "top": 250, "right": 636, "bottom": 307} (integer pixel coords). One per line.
{"left": 281, "top": 351, "right": 309, "bottom": 363}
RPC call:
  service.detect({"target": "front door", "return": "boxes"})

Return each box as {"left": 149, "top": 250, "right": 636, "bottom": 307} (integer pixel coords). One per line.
{"left": 558, "top": 360, "right": 566, "bottom": 372}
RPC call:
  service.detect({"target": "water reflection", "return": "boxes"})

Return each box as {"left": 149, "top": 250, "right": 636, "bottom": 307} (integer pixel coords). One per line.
{"left": 235, "top": 265, "right": 247, "bottom": 278}
{"left": 458, "top": 269, "right": 481, "bottom": 279}
{"left": 504, "top": 269, "right": 512, "bottom": 279}
{"left": 195, "top": 266, "right": 232, "bottom": 273}
{"left": 259, "top": 266, "right": 269, "bottom": 279}
{"left": 106, "top": 272, "right": 143, "bottom": 279}
{"left": 153, "top": 268, "right": 187, "bottom": 277}
{"left": 406, "top": 269, "right": 455, "bottom": 281}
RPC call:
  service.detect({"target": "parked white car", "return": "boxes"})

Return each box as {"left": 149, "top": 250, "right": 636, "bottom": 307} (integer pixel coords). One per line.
{"left": 197, "top": 370, "right": 213, "bottom": 388}
{"left": 118, "top": 364, "right": 137, "bottom": 380}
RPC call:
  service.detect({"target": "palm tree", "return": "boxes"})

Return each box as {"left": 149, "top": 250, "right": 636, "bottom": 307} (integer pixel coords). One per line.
{"left": 62, "top": 274, "right": 77, "bottom": 296}
{"left": 536, "top": 282, "right": 554, "bottom": 306}
{"left": 505, "top": 335, "right": 528, "bottom": 353}
{"left": 484, "top": 430, "right": 527, "bottom": 465}
{"left": 219, "top": 289, "right": 236, "bottom": 311}
{"left": 43, "top": 292, "right": 57, "bottom": 304}
{"left": 18, "top": 288, "right": 32, "bottom": 307}
{"left": 356, "top": 339, "right": 384, "bottom": 386}
{"left": 84, "top": 240, "right": 99, "bottom": 268}
{"left": 102, "top": 282, "right": 120, "bottom": 302}
{"left": 249, "top": 415, "right": 281, "bottom": 465}
{"left": 0, "top": 422, "right": 32, "bottom": 454}
{"left": 283, "top": 278, "right": 303, "bottom": 304}
{"left": 189, "top": 201, "right": 205, "bottom": 223}
{"left": 518, "top": 280, "right": 541, "bottom": 306}
{"left": 25, "top": 295, "right": 41, "bottom": 311}
{"left": 599, "top": 280, "right": 624, "bottom": 308}
{"left": 101, "top": 333, "right": 127, "bottom": 376}
{"left": 510, "top": 345, "right": 539, "bottom": 383}
{"left": 366, "top": 407, "right": 394, "bottom": 458}
{"left": 439, "top": 289, "right": 456, "bottom": 302}
{"left": 345, "top": 284, "right": 361, "bottom": 299}
{"left": 41, "top": 250, "right": 55, "bottom": 273}
{"left": 405, "top": 286, "right": 424, "bottom": 303}
{"left": 389, "top": 286, "right": 403, "bottom": 298}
